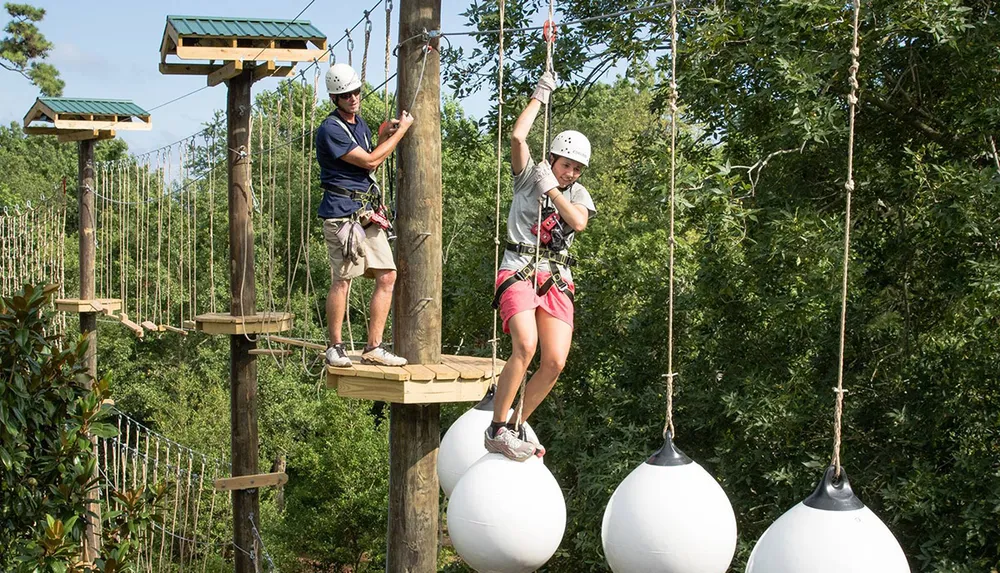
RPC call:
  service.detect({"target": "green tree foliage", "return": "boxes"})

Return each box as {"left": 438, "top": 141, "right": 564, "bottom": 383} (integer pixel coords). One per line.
{"left": 0, "top": 3, "right": 63, "bottom": 96}
{"left": 0, "top": 284, "right": 164, "bottom": 572}
{"left": 5, "top": 6, "right": 998, "bottom": 566}
{"left": 447, "top": 1, "right": 999, "bottom": 570}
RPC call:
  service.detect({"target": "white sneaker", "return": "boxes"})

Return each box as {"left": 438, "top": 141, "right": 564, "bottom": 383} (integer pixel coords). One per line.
{"left": 325, "top": 344, "right": 352, "bottom": 367}
{"left": 484, "top": 426, "right": 537, "bottom": 461}
{"left": 361, "top": 344, "right": 407, "bottom": 366}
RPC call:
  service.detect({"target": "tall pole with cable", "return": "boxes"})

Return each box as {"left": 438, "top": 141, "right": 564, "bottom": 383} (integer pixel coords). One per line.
{"left": 390, "top": 0, "right": 442, "bottom": 569}
{"left": 227, "top": 67, "right": 259, "bottom": 573}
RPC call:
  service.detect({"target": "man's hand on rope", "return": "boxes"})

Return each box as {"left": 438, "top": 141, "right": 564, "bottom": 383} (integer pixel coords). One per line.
{"left": 398, "top": 110, "right": 415, "bottom": 131}
{"left": 532, "top": 71, "right": 557, "bottom": 105}
{"left": 378, "top": 118, "right": 400, "bottom": 140}
{"left": 532, "top": 160, "right": 560, "bottom": 198}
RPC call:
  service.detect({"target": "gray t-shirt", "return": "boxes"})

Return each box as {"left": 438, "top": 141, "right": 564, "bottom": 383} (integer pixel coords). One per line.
{"left": 501, "top": 156, "right": 596, "bottom": 283}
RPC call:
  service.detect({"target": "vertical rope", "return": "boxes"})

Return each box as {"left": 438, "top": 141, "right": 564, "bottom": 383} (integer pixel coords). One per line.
{"left": 189, "top": 456, "right": 207, "bottom": 567}
{"left": 663, "top": 0, "right": 679, "bottom": 439}
{"left": 156, "top": 444, "right": 171, "bottom": 572}
{"left": 191, "top": 146, "right": 198, "bottom": 318}
{"left": 166, "top": 151, "right": 174, "bottom": 323}
{"left": 832, "top": 0, "right": 862, "bottom": 478}
{"left": 208, "top": 135, "right": 218, "bottom": 313}
{"left": 285, "top": 82, "right": 295, "bottom": 314}
{"left": 304, "top": 70, "right": 320, "bottom": 348}
{"left": 381, "top": 0, "right": 393, "bottom": 206}
{"left": 267, "top": 104, "right": 278, "bottom": 315}
{"left": 1, "top": 213, "right": 7, "bottom": 295}
{"left": 200, "top": 462, "right": 220, "bottom": 573}
{"left": 102, "top": 165, "right": 110, "bottom": 298}
{"left": 179, "top": 452, "right": 194, "bottom": 568}
{"left": 119, "top": 162, "right": 126, "bottom": 311}
{"left": 516, "top": 0, "right": 556, "bottom": 429}
{"left": 490, "top": 0, "right": 506, "bottom": 388}
{"left": 347, "top": 28, "right": 354, "bottom": 66}
{"left": 361, "top": 12, "right": 372, "bottom": 86}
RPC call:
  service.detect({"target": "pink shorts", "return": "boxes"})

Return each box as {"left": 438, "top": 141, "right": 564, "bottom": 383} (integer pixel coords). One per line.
{"left": 495, "top": 270, "right": 576, "bottom": 333}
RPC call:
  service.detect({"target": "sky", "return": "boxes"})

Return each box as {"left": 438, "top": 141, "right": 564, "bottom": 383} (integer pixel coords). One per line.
{"left": 1, "top": 0, "right": 525, "bottom": 155}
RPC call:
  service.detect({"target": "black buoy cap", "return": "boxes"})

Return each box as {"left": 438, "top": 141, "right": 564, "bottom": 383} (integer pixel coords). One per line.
{"left": 803, "top": 465, "right": 866, "bottom": 511}
{"left": 645, "top": 431, "right": 693, "bottom": 466}
{"left": 473, "top": 384, "right": 497, "bottom": 411}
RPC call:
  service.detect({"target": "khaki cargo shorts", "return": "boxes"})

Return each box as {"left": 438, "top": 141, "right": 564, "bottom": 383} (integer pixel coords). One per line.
{"left": 322, "top": 217, "right": 396, "bottom": 280}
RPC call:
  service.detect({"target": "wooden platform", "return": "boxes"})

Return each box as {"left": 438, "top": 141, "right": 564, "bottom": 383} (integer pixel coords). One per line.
{"left": 327, "top": 354, "right": 503, "bottom": 404}
{"left": 54, "top": 298, "right": 122, "bottom": 314}
{"left": 194, "top": 312, "right": 293, "bottom": 335}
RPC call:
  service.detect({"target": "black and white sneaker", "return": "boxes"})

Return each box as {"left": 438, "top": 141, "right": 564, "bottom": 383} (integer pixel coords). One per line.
{"left": 325, "top": 343, "right": 352, "bottom": 367}
{"left": 361, "top": 344, "right": 407, "bottom": 367}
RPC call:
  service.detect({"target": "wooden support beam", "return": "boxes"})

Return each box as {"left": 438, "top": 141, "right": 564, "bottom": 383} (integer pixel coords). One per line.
{"left": 77, "top": 139, "right": 101, "bottom": 560}
{"left": 51, "top": 119, "right": 149, "bottom": 132}
{"left": 228, "top": 67, "right": 259, "bottom": 573}
{"left": 57, "top": 130, "right": 116, "bottom": 143}
{"left": 251, "top": 61, "right": 296, "bottom": 83}
{"left": 249, "top": 348, "right": 292, "bottom": 357}
{"left": 388, "top": 0, "right": 443, "bottom": 568}
{"left": 140, "top": 320, "right": 160, "bottom": 332}
{"left": 159, "top": 62, "right": 221, "bottom": 76}
{"left": 267, "top": 335, "right": 325, "bottom": 352}
{"left": 214, "top": 472, "right": 287, "bottom": 491}
{"left": 174, "top": 45, "right": 328, "bottom": 63}
{"left": 208, "top": 60, "right": 243, "bottom": 87}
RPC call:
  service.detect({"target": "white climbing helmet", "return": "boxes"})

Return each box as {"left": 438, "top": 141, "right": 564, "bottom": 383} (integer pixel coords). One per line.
{"left": 325, "top": 63, "right": 362, "bottom": 95}
{"left": 550, "top": 130, "right": 591, "bottom": 167}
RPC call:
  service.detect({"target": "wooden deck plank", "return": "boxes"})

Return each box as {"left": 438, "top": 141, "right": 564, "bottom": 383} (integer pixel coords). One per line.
{"left": 214, "top": 472, "right": 287, "bottom": 491}
{"left": 349, "top": 363, "right": 386, "bottom": 379}
{"left": 402, "top": 364, "right": 436, "bottom": 381}
{"left": 330, "top": 377, "right": 404, "bottom": 402}
{"left": 442, "top": 355, "right": 486, "bottom": 379}
{"left": 424, "top": 363, "right": 460, "bottom": 381}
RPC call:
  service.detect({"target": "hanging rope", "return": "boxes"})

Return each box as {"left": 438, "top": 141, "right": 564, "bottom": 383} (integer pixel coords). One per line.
{"left": 285, "top": 82, "right": 295, "bottom": 315}
{"left": 381, "top": 0, "right": 393, "bottom": 206}
{"left": 268, "top": 103, "right": 280, "bottom": 316}
{"left": 361, "top": 12, "right": 372, "bottom": 86}
{"left": 663, "top": 0, "right": 680, "bottom": 439}
{"left": 208, "top": 133, "right": 218, "bottom": 313}
{"left": 347, "top": 28, "right": 355, "bottom": 67}
{"left": 832, "top": 0, "right": 862, "bottom": 479}
{"left": 516, "top": 0, "right": 556, "bottom": 430}
{"left": 490, "top": 0, "right": 506, "bottom": 388}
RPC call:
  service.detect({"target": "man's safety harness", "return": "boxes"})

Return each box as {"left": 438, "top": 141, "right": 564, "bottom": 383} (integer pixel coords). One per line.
{"left": 491, "top": 242, "right": 577, "bottom": 309}
{"left": 324, "top": 114, "right": 393, "bottom": 231}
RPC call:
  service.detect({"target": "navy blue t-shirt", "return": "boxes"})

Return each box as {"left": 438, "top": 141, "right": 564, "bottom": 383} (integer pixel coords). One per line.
{"left": 315, "top": 110, "right": 375, "bottom": 219}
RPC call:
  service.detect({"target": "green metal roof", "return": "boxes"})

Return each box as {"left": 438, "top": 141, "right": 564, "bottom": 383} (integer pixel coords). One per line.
{"left": 167, "top": 15, "right": 324, "bottom": 39}
{"left": 38, "top": 97, "right": 149, "bottom": 117}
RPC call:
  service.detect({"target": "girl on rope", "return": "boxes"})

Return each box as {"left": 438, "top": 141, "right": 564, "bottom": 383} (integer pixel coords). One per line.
{"left": 485, "top": 71, "right": 596, "bottom": 461}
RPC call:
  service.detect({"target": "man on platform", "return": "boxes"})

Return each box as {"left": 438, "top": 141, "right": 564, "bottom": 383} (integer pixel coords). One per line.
{"left": 316, "top": 63, "right": 414, "bottom": 367}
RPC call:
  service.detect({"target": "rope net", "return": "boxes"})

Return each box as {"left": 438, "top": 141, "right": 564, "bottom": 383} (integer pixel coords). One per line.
{"left": 97, "top": 410, "right": 240, "bottom": 572}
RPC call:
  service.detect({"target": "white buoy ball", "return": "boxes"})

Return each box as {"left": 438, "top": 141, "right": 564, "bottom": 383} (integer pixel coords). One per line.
{"left": 602, "top": 461, "right": 737, "bottom": 572}
{"left": 448, "top": 453, "right": 565, "bottom": 573}
{"left": 746, "top": 502, "right": 909, "bottom": 572}
{"left": 438, "top": 401, "right": 538, "bottom": 497}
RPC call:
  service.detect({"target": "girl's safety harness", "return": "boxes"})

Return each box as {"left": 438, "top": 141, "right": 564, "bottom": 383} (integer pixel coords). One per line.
{"left": 492, "top": 198, "right": 577, "bottom": 309}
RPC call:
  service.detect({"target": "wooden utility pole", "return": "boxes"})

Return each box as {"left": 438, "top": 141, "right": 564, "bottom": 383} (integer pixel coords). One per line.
{"left": 227, "top": 69, "right": 259, "bottom": 573}
{"left": 78, "top": 139, "right": 101, "bottom": 560}
{"left": 390, "top": 0, "right": 443, "bottom": 569}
